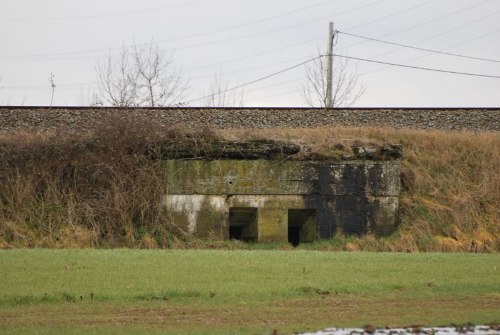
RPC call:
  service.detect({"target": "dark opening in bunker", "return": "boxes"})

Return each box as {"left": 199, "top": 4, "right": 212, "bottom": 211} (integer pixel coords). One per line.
{"left": 288, "top": 209, "right": 316, "bottom": 246}
{"left": 229, "top": 207, "right": 258, "bottom": 242}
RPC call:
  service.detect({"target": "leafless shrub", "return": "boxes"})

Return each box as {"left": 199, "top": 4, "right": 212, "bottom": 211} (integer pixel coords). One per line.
{"left": 201, "top": 72, "right": 246, "bottom": 107}
{"left": 0, "top": 116, "right": 170, "bottom": 247}
{"left": 95, "top": 41, "right": 188, "bottom": 107}
{"left": 302, "top": 52, "right": 365, "bottom": 108}
{"left": 222, "top": 127, "right": 500, "bottom": 252}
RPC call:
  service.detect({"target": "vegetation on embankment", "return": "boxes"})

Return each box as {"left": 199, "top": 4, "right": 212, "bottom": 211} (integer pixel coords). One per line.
{"left": 226, "top": 127, "right": 500, "bottom": 252}
{"left": 0, "top": 115, "right": 498, "bottom": 251}
{"left": 0, "top": 250, "right": 499, "bottom": 334}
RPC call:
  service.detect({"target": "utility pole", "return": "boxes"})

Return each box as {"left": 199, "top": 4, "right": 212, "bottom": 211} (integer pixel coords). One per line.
{"left": 326, "top": 22, "right": 334, "bottom": 109}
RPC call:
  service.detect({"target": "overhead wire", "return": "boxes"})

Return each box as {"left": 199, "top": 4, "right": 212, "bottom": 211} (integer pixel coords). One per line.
{"left": 1, "top": 0, "right": 391, "bottom": 89}
{"left": 0, "top": 0, "right": 219, "bottom": 21}
{"left": 401, "top": 9, "right": 500, "bottom": 49}
{"left": 340, "top": 10, "right": 500, "bottom": 77}
{"left": 379, "top": 0, "right": 494, "bottom": 39}
{"left": 243, "top": 16, "right": 500, "bottom": 99}
{"left": 5, "top": 41, "right": 500, "bottom": 93}
{"left": 180, "top": 0, "right": 439, "bottom": 75}
{"left": 336, "top": 0, "right": 495, "bottom": 52}
{"left": 357, "top": 26, "right": 500, "bottom": 78}
{"left": 184, "top": 35, "right": 325, "bottom": 72}
{"left": 1, "top": 81, "right": 99, "bottom": 90}
{"left": 182, "top": 56, "right": 323, "bottom": 104}
{"left": 0, "top": 0, "right": 389, "bottom": 61}
{"left": 184, "top": 52, "right": 500, "bottom": 105}
{"left": 167, "top": 0, "right": 389, "bottom": 54}
{"left": 182, "top": 1, "right": 498, "bottom": 83}
{"left": 336, "top": 31, "right": 500, "bottom": 63}
{"left": 344, "top": 0, "right": 437, "bottom": 32}
{"left": 189, "top": 56, "right": 310, "bottom": 81}
{"left": 181, "top": 0, "right": 424, "bottom": 73}
{"left": 0, "top": 23, "right": 326, "bottom": 62}
{"left": 3, "top": 0, "right": 498, "bottom": 97}
{"left": 0, "top": 0, "right": 338, "bottom": 59}
{"left": 330, "top": 54, "right": 500, "bottom": 79}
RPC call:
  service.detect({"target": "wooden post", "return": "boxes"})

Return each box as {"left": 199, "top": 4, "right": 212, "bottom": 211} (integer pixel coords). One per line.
{"left": 326, "top": 22, "right": 334, "bottom": 108}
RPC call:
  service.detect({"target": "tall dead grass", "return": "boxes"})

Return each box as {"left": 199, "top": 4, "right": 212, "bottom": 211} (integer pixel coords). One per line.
{"left": 0, "top": 116, "right": 206, "bottom": 248}
{"left": 223, "top": 127, "right": 500, "bottom": 252}
{"left": 1, "top": 121, "right": 498, "bottom": 251}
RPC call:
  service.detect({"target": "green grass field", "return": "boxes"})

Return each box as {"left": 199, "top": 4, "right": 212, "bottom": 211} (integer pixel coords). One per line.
{"left": 1, "top": 250, "right": 499, "bottom": 334}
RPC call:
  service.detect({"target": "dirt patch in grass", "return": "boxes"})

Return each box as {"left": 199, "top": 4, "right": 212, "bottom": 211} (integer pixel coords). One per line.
{"left": 1, "top": 294, "right": 499, "bottom": 334}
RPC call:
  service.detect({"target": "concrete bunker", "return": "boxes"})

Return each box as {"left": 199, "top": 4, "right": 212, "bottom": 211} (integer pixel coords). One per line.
{"left": 161, "top": 140, "right": 402, "bottom": 244}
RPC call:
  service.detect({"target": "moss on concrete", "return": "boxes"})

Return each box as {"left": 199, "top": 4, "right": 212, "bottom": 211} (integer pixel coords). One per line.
{"left": 164, "top": 159, "right": 401, "bottom": 243}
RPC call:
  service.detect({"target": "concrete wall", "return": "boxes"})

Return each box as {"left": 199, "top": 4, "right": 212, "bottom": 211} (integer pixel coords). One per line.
{"left": 163, "top": 159, "right": 400, "bottom": 243}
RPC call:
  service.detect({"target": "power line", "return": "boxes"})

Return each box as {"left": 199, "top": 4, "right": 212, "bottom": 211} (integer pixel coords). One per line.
{"left": 0, "top": 0, "right": 388, "bottom": 61}
{"left": 379, "top": 0, "right": 494, "bottom": 40}
{"left": 246, "top": 76, "right": 303, "bottom": 94}
{"left": 183, "top": 56, "right": 322, "bottom": 104}
{"left": 357, "top": 26, "right": 500, "bottom": 78}
{"left": 184, "top": 52, "right": 500, "bottom": 105}
{"left": 170, "top": 0, "right": 390, "bottom": 55}
{"left": 0, "top": 0, "right": 337, "bottom": 59}
{"left": 189, "top": 56, "right": 310, "bottom": 81}
{"left": 405, "top": 10, "right": 500, "bottom": 49}
{"left": 166, "top": 0, "right": 437, "bottom": 76}
{"left": 0, "top": 0, "right": 218, "bottom": 21}
{"left": 336, "top": 0, "right": 495, "bottom": 52}
{"left": 331, "top": 54, "right": 500, "bottom": 79}
{"left": 338, "top": 9, "right": 500, "bottom": 77}
{"left": 337, "top": 31, "right": 500, "bottom": 63}
{"left": 1, "top": 81, "right": 98, "bottom": 90}
{"left": 183, "top": 0, "right": 384, "bottom": 57}
{"left": 159, "top": 0, "right": 337, "bottom": 42}
{"left": 0, "top": 16, "right": 331, "bottom": 62}
{"left": 5, "top": 45, "right": 500, "bottom": 93}
{"left": 142, "top": 15, "right": 337, "bottom": 54}
{"left": 162, "top": 0, "right": 385, "bottom": 49}
{"left": 344, "top": 0, "right": 437, "bottom": 32}
{"left": 184, "top": 35, "right": 325, "bottom": 72}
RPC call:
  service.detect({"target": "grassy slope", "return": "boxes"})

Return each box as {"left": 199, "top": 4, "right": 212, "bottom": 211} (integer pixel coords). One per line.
{"left": 1, "top": 250, "right": 499, "bottom": 334}
{"left": 223, "top": 127, "right": 500, "bottom": 252}
{"left": 0, "top": 125, "right": 498, "bottom": 251}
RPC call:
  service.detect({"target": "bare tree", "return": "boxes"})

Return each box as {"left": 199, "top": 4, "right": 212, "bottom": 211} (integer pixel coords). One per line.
{"left": 96, "top": 41, "right": 188, "bottom": 107}
{"left": 302, "top": 52, "right": 365, "bottom": 108}
{"left": 201, "top": 72, "right": 246, "bottom": 107}
{"left": 96, "top": 44, "right": 138, "bottom": 107}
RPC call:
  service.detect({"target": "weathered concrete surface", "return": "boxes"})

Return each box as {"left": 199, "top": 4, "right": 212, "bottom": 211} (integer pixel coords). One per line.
{"left": 163, "top": 159, "right": 401, "bottom": 243}
{"left": 157, "top": 139, "right": 301, "bottom": 160}
{"left": 164, "top": 160, "right": 400, "bottom": 196}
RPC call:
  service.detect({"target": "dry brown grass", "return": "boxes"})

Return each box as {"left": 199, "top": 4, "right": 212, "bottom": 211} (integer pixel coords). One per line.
{"left": 0, "top": 116, "right": 175, "bottom": 248}
{"left": 0, "top": 121, "right": 498, "bottom": 251}
{"left": 222, "top": 127, "right": 500, "bottom": 252}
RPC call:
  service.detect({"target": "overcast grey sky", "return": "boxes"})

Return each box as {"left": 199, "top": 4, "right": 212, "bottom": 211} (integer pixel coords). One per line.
{"left": 1, "top": 0, "right": 499, "bottom": 107}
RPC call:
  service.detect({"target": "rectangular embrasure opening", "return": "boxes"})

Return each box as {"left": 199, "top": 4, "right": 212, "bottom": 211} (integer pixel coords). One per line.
{"left": 288, "top": 209, "right": 316, "bottom": 246}
{"left": 229, "top": 207, "right": 258, "bottom": 242}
